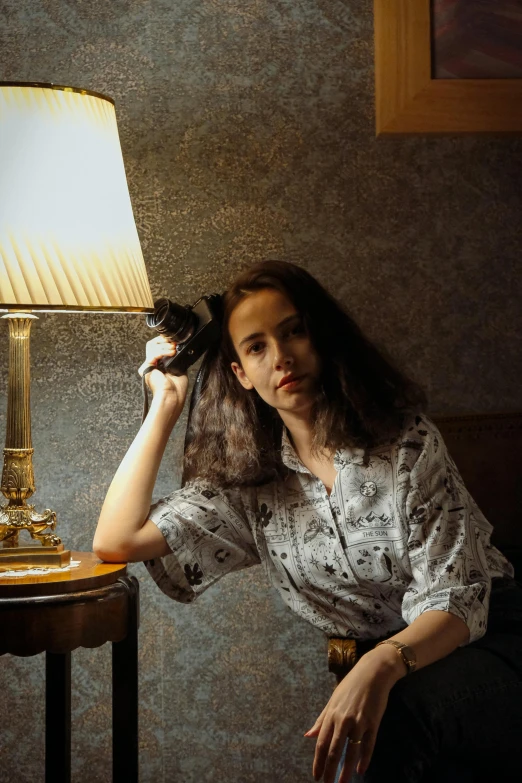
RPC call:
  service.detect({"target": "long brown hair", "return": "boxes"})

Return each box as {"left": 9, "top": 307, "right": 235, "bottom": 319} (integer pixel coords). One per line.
{"left": 182, "top": 260, "right": 428, "bottom": 488}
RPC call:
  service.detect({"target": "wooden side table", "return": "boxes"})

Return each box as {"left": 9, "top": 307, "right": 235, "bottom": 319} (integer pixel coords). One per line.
{"left": 0, "top": 551, "right": 139, "bottom": 783}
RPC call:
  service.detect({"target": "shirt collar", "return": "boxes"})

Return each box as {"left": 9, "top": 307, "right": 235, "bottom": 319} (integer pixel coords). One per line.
{"left": 280, "top": 426, "right": 368, "bottom": 475}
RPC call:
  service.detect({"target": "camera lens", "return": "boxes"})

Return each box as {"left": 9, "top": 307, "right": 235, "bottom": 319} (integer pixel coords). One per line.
{"left": 146, "top": 298, "right": 197, "bottom": 342}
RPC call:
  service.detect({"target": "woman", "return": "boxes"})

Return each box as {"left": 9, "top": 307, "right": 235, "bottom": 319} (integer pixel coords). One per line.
{"left": 93, "top": 260, "right": 522, "bottom": 783}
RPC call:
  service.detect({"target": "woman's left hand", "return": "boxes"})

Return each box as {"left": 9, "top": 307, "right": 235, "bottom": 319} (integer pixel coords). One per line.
{"left": 304, "top": 652, "right": 398, "bottom": 782}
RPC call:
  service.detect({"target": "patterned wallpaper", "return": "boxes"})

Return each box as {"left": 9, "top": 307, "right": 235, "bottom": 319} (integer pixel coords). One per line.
{"left": 0, "top": 1, "right": 521, "bottom": 781}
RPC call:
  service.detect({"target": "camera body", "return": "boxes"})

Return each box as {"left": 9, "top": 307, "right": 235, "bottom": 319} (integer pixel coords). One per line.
{"left": 146, "top": 294, "right": 223, "bottom": 376}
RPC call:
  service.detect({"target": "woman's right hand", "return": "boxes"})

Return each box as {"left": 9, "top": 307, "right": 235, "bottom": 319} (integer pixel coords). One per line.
{"left": 138, "top": 335, "right": 189, "bottom": 409}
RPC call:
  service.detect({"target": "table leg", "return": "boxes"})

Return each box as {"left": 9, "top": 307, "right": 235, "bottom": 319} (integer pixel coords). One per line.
{"left": 45, "top": 651, "right": 71, "bottom": 783}
{"left": 112, "top": 575, "right": 139, "bottom": 782}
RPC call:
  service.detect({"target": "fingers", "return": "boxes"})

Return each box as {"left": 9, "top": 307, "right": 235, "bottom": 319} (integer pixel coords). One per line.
{"left": 143, "top": 336, "right": 177, "bottom": 367}
{"left": 325, "top": 741, "right": 360, "bottom": 783}
{"left": 138, "top": 360, "right": 155, "bottom": 378}
{"left": 335, "top": 741, "right": 362, "bottom": 783}
{"left": 355, "top": 731, "right": 376, "bottom": 777}
{"left": 312, "top": 722, "right": 335, "bottom": 781}
{"left": 313, "top": 726, "right": 369, "bottom": 783}
{"left": 148, "top": 335, "right": 176, "bottom": 346}
{"left": 305, "top": 704, "right": 328, "bottom": 736}
{"left": 147, "top": 336, "right": 177, "bottom": 352}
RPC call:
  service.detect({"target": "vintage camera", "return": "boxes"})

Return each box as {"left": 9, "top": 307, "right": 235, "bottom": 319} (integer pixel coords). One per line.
{"left": 146, "top": 294, "right": 223, "bottom": 375}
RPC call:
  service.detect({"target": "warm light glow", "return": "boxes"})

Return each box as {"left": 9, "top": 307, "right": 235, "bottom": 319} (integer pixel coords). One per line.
{"left": 0, "top": 84, "right": 154, "bottom": 312}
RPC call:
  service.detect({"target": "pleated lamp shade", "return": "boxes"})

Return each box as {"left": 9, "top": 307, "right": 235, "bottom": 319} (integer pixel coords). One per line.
{"left": 0, "top": 82, "right": 154, "bottom": 313}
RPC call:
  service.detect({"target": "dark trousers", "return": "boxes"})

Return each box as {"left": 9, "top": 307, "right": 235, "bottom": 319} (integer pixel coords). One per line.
{"left": 334, "top": 577, "right": 522, "bottom": 783}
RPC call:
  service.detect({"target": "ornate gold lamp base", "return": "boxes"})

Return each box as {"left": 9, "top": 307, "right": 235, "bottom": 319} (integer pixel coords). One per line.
{"left": 0, "top": 500, "right": 71, "bottom": 571}
{"left": 0, "top": 545, "right": 70, "bottom": 571}
{"left": 0, "top": 314, "right": 71, "bottom": 571}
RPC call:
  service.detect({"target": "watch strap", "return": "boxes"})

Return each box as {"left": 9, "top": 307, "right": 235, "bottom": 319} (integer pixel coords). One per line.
{"left": 374, "top": 639, "right": 417, "bottom": 674}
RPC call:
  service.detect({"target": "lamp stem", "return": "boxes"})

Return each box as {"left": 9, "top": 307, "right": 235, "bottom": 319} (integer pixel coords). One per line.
{"left": 0, "top": 313, "right": 63, "bottom": 553}
{"left": 6, "top": 314, "right": 34, "bottom": 450}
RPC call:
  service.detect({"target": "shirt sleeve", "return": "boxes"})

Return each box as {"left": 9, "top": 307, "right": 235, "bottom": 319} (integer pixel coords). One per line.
{"left": 401, "top": 415, "right": 494, "bottom": 645}
{"left": 143, "top": 480, "right": 261, "bottom": 603}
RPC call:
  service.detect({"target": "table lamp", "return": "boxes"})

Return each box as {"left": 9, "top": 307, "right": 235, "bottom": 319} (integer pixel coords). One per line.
{"left": 0, "top": 82, "right": 154, "bottom": 570}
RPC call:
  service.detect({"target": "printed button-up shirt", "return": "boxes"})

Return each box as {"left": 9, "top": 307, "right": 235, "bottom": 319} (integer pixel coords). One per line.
{"left": 144, "top": 411, "right": 514, "bottom": 644}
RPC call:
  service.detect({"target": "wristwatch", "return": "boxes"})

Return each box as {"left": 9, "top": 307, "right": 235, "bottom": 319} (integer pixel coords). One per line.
{"left": 374, "top": 640, "right": 417, "bottom": 674}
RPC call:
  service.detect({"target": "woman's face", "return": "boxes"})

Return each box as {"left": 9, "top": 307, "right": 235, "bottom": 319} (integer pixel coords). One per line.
{"left": 228, "top": 287, "right": 322, "bottom": 417}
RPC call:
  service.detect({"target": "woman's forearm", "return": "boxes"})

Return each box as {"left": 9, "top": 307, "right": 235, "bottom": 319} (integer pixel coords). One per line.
{"left": 93, "top": 393, "right": 183, "bottom": 554}
{"left": 363, "top": 609, "right": 471, "bottom": 686}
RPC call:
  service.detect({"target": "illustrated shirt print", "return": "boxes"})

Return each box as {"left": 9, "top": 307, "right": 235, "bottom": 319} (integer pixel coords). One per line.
{"left": 144, "top": 412, "right": 514, "bottom": 645}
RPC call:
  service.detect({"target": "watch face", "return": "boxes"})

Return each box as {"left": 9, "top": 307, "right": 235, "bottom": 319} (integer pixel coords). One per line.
{"left": 392, "top": 643, "right": 415, "bottom": 667}
{"left": 377, "top": 641, "right": 416, "bottom": 670}
{"left": 402, "top": 646, "right": 416, "bottom": 667}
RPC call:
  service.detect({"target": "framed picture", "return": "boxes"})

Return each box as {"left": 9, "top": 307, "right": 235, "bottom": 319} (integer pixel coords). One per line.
{"left": 374, "top": 0, "right": 522, "bottom": 135}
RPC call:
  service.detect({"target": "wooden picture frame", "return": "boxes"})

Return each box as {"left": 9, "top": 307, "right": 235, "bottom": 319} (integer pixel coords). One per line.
{"left": 374, "top": 0, "right": 522, "bottom": 135}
